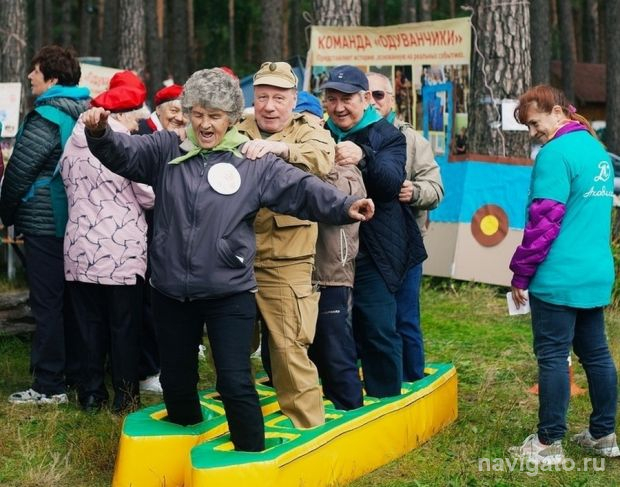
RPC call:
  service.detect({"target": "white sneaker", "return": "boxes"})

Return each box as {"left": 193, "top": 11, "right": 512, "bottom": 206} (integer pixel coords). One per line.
{"left": 573, "top": 429, "right": 620, "bottom": 457}
{"left": 139, "top": 374, "right": 163, "bottom": 394}
{"left": 8, "top": 388, "right": 68, "bottom": 405}
{"left": 508, "top": 433, "right": 565, "bottom": 465}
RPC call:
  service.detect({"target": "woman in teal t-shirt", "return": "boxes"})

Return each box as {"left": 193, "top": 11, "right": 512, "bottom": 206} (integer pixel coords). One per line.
{"left": 508, "top": 85, "right": 619, "bottom": 464}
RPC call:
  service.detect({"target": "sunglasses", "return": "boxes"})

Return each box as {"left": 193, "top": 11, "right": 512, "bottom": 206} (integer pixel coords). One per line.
{"left": 371, "top": 90, "right": 392, "bottom": 101}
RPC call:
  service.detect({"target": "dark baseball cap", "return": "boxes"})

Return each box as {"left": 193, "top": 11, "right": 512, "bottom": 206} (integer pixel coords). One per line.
{"left": 320, "top": 65, "right": 369, "bottom": 93}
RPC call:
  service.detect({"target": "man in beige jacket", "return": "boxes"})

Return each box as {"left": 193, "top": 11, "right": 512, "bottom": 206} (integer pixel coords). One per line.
{"left": 237, "top": 62, "right": 335, "bottom": 427}
{"left": 367, "top": 71, "right": 444, "bottom": 382}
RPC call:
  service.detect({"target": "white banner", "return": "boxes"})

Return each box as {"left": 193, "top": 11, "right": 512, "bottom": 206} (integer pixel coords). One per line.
{"left": 0, "top": 83, "right": 22, "bottom": 138}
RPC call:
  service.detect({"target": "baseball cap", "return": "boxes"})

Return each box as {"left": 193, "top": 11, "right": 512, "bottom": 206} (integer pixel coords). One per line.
{"left": 253, "top": 61, "right": 298, "bottom": 89}
{"left": 320, "top": 65, "right": 368, "bottom": 93}
{"left": 295, "top": 92, "right": 323, "bottom": 118}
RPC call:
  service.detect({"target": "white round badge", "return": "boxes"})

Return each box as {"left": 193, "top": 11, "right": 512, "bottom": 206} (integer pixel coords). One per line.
{"left": 207, "top": 163, "right": 241, "bottom": 195}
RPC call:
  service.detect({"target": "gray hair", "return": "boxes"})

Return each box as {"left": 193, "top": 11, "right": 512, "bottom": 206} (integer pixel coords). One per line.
{"left": 366, "top": 72, "right": 393, "bottom": 92}
{"left": 110, "top": 105, "right": 150, "bottom": 122}
{"left": 181, "top": 69, "right": 244, "bottom": 124}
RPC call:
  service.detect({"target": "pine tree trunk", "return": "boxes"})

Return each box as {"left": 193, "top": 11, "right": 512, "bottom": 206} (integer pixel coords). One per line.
{"left": 361, "top": 0, "right": 368, "bottom": 25}
{"left": 0, "top": 0, "right": 27, "bottom": 83}
{"left": 530, "top": 0, "right": 550, "bottom": 85}
{"left": 61, "top": 0, "right": 72, "bottom": 48}
{"left": 420, "top": 0, "right": 432, "bottom": 21}
{"left": 0, "top": 0, "right": 27, "bottom": 117}
{"left": 44, "top": 0, "right": 53, "bottom": 45}
{"left": 79, "top": 0, "right": 93, "bottom": 56}
{"left": 102, "top": 0, "right": 119, "bottom": 67}
{"left": 582, "top": 0, "right": 599, "bottom": 63}
{"left": 557, "top": 0, "right": 576, "bottom": 102}
{"left": 260, "top": 0, "right": 283, "bottom": 62}
{"left": 93, "top": 0, "right": 106, "bottom": 58}
{"left": 34, "top": 0, "right": 45, "bottom": 51}
{"left": 290, "top": 0, "right": 301, "bottom": 56}
{"left": 282, "top": 0, "right": 289, "bottom": 59}
{"left": 118, "top": 0, "right": 146, "bottom": 77}
{"left": 226, "top": 0, "right": 235, "bottom": 69}
{"left": 468, "top": 0, "right": 531, "bottom": 158}
{"left": 313, "top": 0, "right": 361, "bottom": 26}
{"left": 400, "top": 0, "right": 417, "bottom": 23}
{"left": 145, "top": 0, "right": 164, "bottom": 104}
{"left": 605, "top": 0, "right": 620, "bottom": 153}
{"left": 377, "top": 0, "right": 385, "bottom": 25}
{"left": 170, "top": 0, "right": 188, "bottom": 83}
{"left": 186, "top": 0, "right": 195, "bottom": 73}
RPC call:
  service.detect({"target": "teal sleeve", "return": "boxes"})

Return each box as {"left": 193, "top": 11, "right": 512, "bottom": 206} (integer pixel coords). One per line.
{"left": 530, "top": 148, "right": 570, "bottom": 204}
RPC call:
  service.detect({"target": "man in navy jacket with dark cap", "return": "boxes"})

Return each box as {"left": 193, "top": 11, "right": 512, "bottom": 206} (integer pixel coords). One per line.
{"left": 321, "top": 65, "right": 427, "bottom": 398}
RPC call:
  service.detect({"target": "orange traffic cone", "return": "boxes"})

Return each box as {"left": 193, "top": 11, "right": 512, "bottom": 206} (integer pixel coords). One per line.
{"left": 528, "top": 355, "right": 586, "bottom": 396}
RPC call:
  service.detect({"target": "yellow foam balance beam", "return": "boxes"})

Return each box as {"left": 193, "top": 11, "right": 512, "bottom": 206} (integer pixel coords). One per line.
{"left": 113, "top": 363, "right": 457, "bottom": 487}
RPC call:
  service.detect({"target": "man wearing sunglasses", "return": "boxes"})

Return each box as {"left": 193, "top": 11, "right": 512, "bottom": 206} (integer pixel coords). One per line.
{"left": 321, "top": 65, "right": 427, "bottom": 398}
{"left": 367, "top": 72, "right": 444, "bottom": 382}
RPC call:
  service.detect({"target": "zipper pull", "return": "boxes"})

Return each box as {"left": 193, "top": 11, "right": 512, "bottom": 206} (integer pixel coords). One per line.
{"left": 200, "top": 160, "right": 207, "bottom": 177}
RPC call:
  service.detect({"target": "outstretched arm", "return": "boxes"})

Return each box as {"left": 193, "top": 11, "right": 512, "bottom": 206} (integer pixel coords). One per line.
{"left": 84, "top": 107, "right": 172, "bottom": 186}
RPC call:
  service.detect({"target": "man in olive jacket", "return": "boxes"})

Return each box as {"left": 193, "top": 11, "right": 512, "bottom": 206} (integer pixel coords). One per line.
{"left": 236, "top": 62, "right": 335, "bottom": 428}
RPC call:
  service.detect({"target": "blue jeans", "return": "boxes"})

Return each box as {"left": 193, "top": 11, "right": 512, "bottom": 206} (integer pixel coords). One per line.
{"left": 396, "top": 263, "right": 424, "bottom": 381}
{"left": 308, "top": 286, "right": 363, "bottom": 410}
{"left": 530, "top": 295, "right": 618, "bottom": 443}
{"left": 353, "top": 254, "right": 402, "bottom": 397}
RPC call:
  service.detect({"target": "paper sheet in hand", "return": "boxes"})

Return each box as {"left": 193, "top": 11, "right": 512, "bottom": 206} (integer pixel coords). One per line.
{"left": 507, "top": 291, "right": 530, "bottom": 315}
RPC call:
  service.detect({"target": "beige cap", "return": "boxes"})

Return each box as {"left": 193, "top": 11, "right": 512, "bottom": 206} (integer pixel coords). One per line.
{"left": 253, "top": 61, "right": 298, "bottom": 88}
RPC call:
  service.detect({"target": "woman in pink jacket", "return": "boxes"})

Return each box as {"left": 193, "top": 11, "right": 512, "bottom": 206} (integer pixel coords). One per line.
{"left": 61, "top": 76, "right": 154, "bottom": 414}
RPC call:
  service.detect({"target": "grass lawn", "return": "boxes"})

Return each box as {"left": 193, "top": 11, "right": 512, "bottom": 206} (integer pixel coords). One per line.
{"left": 0, "top": 280, "right": 618, "bottom": 486}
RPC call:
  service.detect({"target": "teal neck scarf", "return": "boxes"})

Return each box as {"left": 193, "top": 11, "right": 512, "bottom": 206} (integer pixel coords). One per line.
{"left": 35, "top": 85, "right": 90, "bottom": 105}
{"left": 327, "top": 105, "right": 383, "bottom": 142}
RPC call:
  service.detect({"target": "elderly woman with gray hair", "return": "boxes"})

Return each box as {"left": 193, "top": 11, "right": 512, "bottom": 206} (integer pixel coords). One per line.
{"left": 81, "top": 68, "right": 374, "bottom": 452}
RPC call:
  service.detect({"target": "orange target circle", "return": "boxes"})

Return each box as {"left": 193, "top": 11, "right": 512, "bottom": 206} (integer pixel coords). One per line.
{"left": 471, "top": 204, "right": 509, "bottom": 247}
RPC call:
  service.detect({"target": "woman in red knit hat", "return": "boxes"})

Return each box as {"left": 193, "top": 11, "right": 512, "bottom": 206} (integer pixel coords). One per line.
{"left": 62, "top": 73, "right": 154, "bottom": 414}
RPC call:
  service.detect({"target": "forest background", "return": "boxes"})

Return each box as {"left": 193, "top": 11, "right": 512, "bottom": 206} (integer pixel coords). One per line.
{"left": 1, "top": 2, "right": 620, "bottom": 485}
{"left": 1, "top": 0, "right": 619, "bottom": 159}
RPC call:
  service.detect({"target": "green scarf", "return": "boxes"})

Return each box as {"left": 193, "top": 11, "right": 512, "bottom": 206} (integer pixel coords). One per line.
{"left": 386, "top": 110, "right": 397, "bottom": 124}
{"left": 327, "top": 105, "right": 383, "bottom": 142}
{"left": 168, "top": 125, "right": 249, "bottom": 165}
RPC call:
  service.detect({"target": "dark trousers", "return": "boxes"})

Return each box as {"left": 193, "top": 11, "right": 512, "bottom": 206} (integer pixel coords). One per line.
{"left": 24, "top": 235, "right": 81, "bottom": 395}
{"left": 353, "top": 254, "right": 402, "bottom": 397}
{"left": 139, "top": 280, "right": 160, "bottom": 379}
{"left": 531, "top": 295, "right": 618, "bottom": 443}
{"left": 68, "top": 280, "right": 143, "bottom": 410}
{"left": 309, "top": 286, "right": 363, "bottom": 410}
{"left": 396, "top": 263, "right": 425, "bottom": 381}
{"left": 152, "top": 288, "right": 264, "bottom": 452}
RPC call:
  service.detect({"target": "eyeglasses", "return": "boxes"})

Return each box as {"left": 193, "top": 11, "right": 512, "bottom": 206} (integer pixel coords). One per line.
{"left": 371, "top": 90, "right": 392, "bottom": 101}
